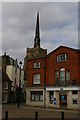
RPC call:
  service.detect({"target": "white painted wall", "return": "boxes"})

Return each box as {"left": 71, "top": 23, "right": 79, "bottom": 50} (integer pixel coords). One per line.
{"left": 26, "top": 88, "right": 44, "bottom": 107}
{"left": 6, "top": 65, "right": 24, "bottom": 89}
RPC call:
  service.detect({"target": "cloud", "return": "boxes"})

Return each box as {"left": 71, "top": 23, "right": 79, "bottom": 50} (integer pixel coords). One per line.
{"left": 2, "top": 2, "right": 78, "bottom": 63}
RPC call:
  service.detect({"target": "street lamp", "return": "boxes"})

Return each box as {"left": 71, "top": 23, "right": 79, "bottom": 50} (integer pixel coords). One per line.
{"left": 19, "top": 61, "right": 22, "bottom": 88}
{"left": 16, "top": 61, "right": 22, "bottom": 108}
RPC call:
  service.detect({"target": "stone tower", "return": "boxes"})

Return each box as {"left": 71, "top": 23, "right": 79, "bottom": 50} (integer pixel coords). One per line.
{"left": 25, "top": 12, "right": 47, "bottom": 60}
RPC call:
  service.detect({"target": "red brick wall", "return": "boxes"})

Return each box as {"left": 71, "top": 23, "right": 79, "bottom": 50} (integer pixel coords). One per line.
{"left": 26, "top": 58, "right": 46, "bottom": 87}
{"left": 25, "top": 46, "right": 80, "bottom": 87}
{"left": 46, "top": 46, "right": 80, "bottom": 86}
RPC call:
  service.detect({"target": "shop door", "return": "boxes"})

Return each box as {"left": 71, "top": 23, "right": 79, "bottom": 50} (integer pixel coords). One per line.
{"left": 59, "top": 94, "right": 67, "bottom": 108}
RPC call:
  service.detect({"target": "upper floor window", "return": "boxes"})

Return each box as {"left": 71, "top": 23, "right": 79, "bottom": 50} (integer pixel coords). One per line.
{"left": 60, "top": 68, "right": 65, "bottom": 85}
{"left": 55, "top": 68, "right": 70, "bottom": 86}
{"left": 34, "top": 62, "right": 40, "bottom": 68}
{"left": 57, "top": 54, "right": 68, "bottom": 62}
{"left": 55, "top": 71, "right": 59, "bottom": 85}
{"left": 4, "top": 82, "right": 8, "bottom": 90}
{"left": 33, "top": 74, "right": 40, "bottom": 85}
{"left": 65, "top": 70, "right": 70, "bottom": 85}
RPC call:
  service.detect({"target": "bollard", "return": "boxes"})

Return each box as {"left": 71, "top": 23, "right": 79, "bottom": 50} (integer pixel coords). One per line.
{"left": 61, "top": 111, "right": 64, "bottom": 120}
{"left": 5, "top": 111, "right": 8, "bottom": 120}
{"left": 35, "top": 112, "right": 38, "bottom": 120}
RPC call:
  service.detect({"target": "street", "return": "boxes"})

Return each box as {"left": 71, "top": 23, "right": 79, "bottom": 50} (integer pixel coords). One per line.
{"left": 2, "top": 104, "right": 80, "bottom": 120}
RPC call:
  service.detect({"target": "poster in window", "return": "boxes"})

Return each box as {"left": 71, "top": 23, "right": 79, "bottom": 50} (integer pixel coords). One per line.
{"left": 35, "top": 95, "right": 39, "bottom": 101}
{"left": 31, "top": 95, "right": 34, "bottom": 100}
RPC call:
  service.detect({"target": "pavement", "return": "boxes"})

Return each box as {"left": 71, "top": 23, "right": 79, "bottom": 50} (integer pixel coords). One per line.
{"left": 2, "top": 103, "right": 79, "bottom": 113}
{"left": 2, "top": 103, "right": 80, "bottom": 119}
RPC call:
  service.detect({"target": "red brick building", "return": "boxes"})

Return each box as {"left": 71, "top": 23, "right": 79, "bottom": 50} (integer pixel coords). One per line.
{"left": 24, "top": 12, "right": 80, "bottom": 109}
{"left": 46, "top": 46, "right": 80, "bottom": 86}
{"left": 46, "top": 46, "right": 80, "bottom": 109}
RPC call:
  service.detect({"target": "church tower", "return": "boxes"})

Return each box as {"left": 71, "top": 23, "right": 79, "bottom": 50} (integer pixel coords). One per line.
{"left": 34, "top": 12, "right": 40, "bottom": 48}
{"left": 25, "top": 12, "right": 47, "bottom": 60}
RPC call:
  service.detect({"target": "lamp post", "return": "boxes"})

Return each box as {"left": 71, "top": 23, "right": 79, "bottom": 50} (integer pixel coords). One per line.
{"left": 16, "top": 61, "right": 22, "bottom": 108}
{"left": 19, "top": 61, "right": 22, "bottom": 88}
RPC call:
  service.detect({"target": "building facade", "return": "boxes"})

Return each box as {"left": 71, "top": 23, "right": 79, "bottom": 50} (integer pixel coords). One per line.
{"left": 25, "top": 12, "right": 80, "bottom": 110}
{"left": 46, "top": 46, "right": 80, "bottom": 110}
{"left": 24, "top": 12, "right": 47, "bottom": 107}
{"left": 0, "top": 53, "right": 25, "bottom": 103}
{"left": 2, "top": 70, "right": 12, "bottom": 103}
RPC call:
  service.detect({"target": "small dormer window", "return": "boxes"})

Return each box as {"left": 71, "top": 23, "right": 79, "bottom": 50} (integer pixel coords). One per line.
{"left": 34, "top": 62, "right": 40, "bottom": 68}
{"left": 57, "top": 54, "right": 68, "bottom": 62}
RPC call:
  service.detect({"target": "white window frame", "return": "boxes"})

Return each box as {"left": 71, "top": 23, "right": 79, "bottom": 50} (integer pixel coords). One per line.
{"left": 33, "top": 74, "right": 40, "bottom": 84}
{"left": 34, "top": 62, "right": 40, "bottom": 68}
{"left": 57, "top": 54, "right": 67, "bottom": 62}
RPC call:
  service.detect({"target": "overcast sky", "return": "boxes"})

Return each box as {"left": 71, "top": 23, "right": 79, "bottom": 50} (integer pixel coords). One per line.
{"left": 1, "top": 2, "right": 78, "bottom": 64}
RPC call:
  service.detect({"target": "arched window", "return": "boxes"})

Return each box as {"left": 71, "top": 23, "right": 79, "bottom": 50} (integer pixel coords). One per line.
{"left": 60, "top": 68, "right": 65, "bottom": 85}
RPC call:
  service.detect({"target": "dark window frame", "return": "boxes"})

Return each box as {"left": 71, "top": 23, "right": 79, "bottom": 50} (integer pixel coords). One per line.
{"left": 30, "top": 91, "right": 43, "bottom": 101}
{"left": 49, "top": 91, "right": 54, "bottom": 102}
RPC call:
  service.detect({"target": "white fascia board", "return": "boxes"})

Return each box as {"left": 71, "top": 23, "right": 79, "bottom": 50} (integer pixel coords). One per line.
{"left": 46, "top": 86, "right": 80, "bottom": 91}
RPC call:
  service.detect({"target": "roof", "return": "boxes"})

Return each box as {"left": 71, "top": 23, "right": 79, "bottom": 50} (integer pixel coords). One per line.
{"left": 48, "top": 45, "right": 80, "bottom": 56}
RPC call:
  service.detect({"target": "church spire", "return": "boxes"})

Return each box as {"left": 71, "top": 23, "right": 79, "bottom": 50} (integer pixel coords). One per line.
{"left": 34, "top": 12, "right": 40, "bottom": 48}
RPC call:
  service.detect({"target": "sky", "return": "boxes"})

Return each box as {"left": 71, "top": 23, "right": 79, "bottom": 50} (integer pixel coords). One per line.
{"left": 1, "top": 2, "right": 79, "bottom": 64}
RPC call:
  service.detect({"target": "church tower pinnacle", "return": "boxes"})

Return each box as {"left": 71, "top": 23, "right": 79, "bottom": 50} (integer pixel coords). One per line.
{"left": 34, "top": 12, "right": 40, "bottom": 48}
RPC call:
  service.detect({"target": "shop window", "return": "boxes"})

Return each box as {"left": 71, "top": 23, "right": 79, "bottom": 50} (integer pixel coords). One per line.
{"left": 49, "top": 91, "right": 54, "bottom": 103}
{"left": 72, "top": 91, "right": 78, "bottom": 94}
{"left": 73, "top": 98, "right": 77, "bottom": 104}
{"left": 33, "top": 74, "right": 40, "bottom": 85}
{"left": 31, "top": 91, "right": 43, "bottom": 101}
{"left": 34, "top": 62, "right": 40, "bottom": 68}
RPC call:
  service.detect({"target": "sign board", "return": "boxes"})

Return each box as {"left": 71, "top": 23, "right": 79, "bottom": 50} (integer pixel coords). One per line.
{"left": 61, "top": 95, "right": 65, "bottom": 100}
{"left": 54, "top": 98, "right": 56, "bottom": 105}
